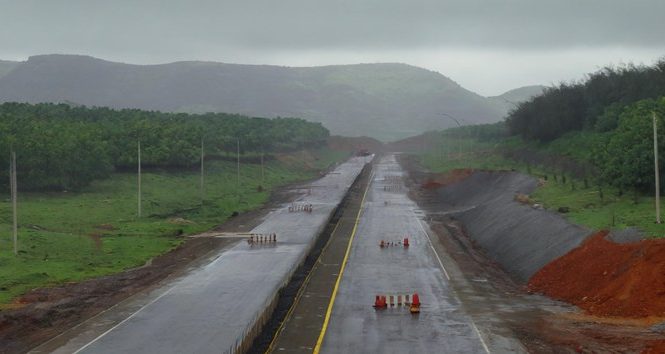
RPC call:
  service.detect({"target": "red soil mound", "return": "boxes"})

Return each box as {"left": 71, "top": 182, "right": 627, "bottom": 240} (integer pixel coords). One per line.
{"left": 421, "top": 168, "right": 473, "bottom": 190}
{"left": 643, "top": 340, "right": 665, "bottom": 354}
{"left": 528, "top": 230, "right": 665, "bottom": 318}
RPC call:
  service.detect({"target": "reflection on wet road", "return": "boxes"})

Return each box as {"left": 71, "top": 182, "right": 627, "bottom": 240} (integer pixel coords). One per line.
{"left": 318, "top": 154, "right": 491, "bottom": 353}
{"left": 44, "top": 157, "right": 368, "bottom": 354}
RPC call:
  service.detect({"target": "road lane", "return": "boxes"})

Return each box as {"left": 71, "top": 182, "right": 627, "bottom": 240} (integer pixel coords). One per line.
{"left": 318, "top": 154, "right": 490, "bottom": 353}
{"left": 42, "top": 156, "right": 369, "bottom": 354}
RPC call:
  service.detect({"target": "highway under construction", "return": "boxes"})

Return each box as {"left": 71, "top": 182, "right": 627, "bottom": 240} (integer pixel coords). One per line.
{"left": 266, "top": 154, "right": 523, "bottom": 353}
{"left": 27, "top": 153, "right": 651, "bottom": 354}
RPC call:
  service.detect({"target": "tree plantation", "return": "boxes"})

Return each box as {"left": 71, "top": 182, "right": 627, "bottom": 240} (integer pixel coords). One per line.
{"left": 0, "top": 103, "right": 329, "bottom": 190}
{"left": 502, "top": 58, "right": 665, "bottom": 194}
{"left": 506, "top": 58, "right": 665, "bottom": 142}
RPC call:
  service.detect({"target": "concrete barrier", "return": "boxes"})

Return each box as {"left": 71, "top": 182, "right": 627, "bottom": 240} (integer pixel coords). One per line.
{"left": 233, "top": 159, "right": 372, "bottom": 353}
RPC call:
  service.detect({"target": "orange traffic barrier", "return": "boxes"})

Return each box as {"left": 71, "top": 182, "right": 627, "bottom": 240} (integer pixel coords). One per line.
{"left": 379, "top": 238, "right": 411, "bottom": 248}
{"left": 410, "top": 293, "right": 421, "bottom": 314}
{"left": 373, "top": 295, "right": 387, "bottom": 308}
{"left": 374, "top": 293, "right": 421, "bottom": 311}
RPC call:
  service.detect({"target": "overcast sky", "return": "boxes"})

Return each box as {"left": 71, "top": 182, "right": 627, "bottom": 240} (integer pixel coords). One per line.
{"left": 1, "top": 0, "right": 664, "bottom": 95}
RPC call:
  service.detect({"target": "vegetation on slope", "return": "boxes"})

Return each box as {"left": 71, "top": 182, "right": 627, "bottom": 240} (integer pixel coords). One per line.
{"left": 0, "top": 102, "right": 349, "bottom": 305}
{"left": 0, "top": 54, "right": 532, "bottom": 140}
{"left": 506, "top": 58, "right": 665, "bottom": 142}
{"left": 498, "top": 57, "right": 665, "bottom": 197}
{"left": 0, "top": 102, "right": 329, "bottom": 190}
{"left": 418, "top": 122, "right": 665, "bottom": 238}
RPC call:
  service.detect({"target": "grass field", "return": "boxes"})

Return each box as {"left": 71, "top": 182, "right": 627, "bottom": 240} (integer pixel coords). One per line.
{"left": 0, "top": 148, "right": 349, "bottom": 305}
{"left": 419, "top": 136, "right": 665, "bottom": 238}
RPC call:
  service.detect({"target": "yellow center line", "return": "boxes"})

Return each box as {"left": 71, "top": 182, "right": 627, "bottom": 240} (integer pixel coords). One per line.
{"left": 264, "top": 220, "right": 342, "bottom": 354}
{"left": 312, "top": 169, "right": 373, "bottom": 354}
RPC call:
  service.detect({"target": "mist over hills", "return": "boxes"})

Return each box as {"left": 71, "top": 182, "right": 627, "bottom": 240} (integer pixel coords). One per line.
{"left": 0, "top": 55, "right": 542, "bottom": 141}
{"left": 0, "top": 60, "right": 19, "bottom": 78}
{"left": 487, "top": 85, "right": 546, "bottom": 114}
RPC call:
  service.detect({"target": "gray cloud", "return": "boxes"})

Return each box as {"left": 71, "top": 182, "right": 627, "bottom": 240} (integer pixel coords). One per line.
{"left": 1, "top": 0, "right": 664, "bottom": 94}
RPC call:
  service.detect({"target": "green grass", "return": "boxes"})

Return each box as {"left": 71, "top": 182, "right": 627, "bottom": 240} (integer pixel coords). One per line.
{"left": 419, "top": 135, "right": 665, "bottom": 238}
{"left": 530, "top": 179, "right": 665, "bottom": 237}
{"left": 0, "top": 148, "right": 349, "bottom": 305}
{"left": 420, "top": 135, "right": 519, "bottom": 172}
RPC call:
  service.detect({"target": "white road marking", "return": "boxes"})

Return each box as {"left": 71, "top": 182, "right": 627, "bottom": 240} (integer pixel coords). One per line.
{"left": 72, "top": 285, "right": 177, "bottom": 353}
{"left": 415, "top": 214, "right": 491, "bottom": 354}
{"left": 415, "top": 216, "right": 451, "bottom": 281}
{"left": 471, "top": 321, "right": 492, "bottom": 354}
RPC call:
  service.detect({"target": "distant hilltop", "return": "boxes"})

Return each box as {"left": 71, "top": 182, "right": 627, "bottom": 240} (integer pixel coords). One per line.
{"left": 0, "top": 54, "right": 545, "bottom": 141}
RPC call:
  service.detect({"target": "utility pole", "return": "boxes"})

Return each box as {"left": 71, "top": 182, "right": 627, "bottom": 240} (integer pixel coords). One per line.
{"left": 138, "top": 139, "right": 142, "bottom": 218}
{"left": 237, "top": 138, "right": 240, "bottom": 201}
{"left": 260, "top": 146, "right": 265, "bottom": 186}
{"left": 200, "top": 137, "right": 205, "bottom": 204}
{"left": 654, "top": 111, "right": 661, "bottom": 224}
{"left": 10, "top": 148, "right": 17, "bottom": 255}
{"left": 438, "top": 113, "right": 463, "bottom": 160}
{"left": 422, "top": 132, "right": 427, "bottom": 154}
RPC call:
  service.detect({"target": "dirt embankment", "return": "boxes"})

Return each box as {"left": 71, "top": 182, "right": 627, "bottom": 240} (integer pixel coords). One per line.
{"left": 529, "top": 230, "right": 665, "bottom": 319}
{"left": 420, "top": 168, "right": 474, "bottom": 190}
{"left": 433, "top": 170, "right": 590, "bottom": 282}
{"left": 431, "top": 167, "right": 665, "bottom": 322}
{"left": 400, "top": 156, "right": 665, "bottom": 352}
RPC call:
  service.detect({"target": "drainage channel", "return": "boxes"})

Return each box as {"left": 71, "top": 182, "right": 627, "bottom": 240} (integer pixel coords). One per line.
{"left": 246, "top": 160, "right": 374, "bottom": 354}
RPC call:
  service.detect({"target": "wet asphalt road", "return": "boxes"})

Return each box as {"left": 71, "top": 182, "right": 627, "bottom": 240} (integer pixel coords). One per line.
{"left": 319, "top": 155, "right": 491, "bottom": 353}
{"left": 43, "top": 156, "right": 369, "bottom": 354}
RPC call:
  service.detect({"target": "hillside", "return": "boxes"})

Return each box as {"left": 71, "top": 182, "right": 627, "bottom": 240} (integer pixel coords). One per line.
{"left": 0, "top": 60, "right": 19, "bottom": 78}
{"left": 0, "top": 55, "right": 513, "bottom": 141}
{"left": 487, "top": 85, "right": 547, "bottom": 114}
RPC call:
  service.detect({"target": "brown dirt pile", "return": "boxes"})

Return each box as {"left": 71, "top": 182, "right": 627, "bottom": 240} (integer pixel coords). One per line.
{"left": 421, "top": 168, "right": 473, "bottom": 190}
{"left": 643, "top": 340, "right": 665, "bottom": 353}
{"left": 528, "top": 230, "right": 665, "bottom": 318}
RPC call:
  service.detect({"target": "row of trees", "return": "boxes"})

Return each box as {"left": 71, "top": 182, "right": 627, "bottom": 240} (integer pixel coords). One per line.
{"left": 441, "top": 121, "right": 509, "bottom": 141}
{"left": 502, "top": 96, "right": 665, "bottom": 194}
{"left": 592, "top": 98, "right": 665, "bottom": 193}
{"left": 507, "top": 58, "right": 665, "bottom": 142}
{"left": 0, "top": 103, "right": 330, "bottom": 190}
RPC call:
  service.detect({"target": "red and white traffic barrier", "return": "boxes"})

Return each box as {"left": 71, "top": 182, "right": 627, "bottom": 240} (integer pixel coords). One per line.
{"left": 247, "top": 233, "right": 277, "bottom": 245}
{"left": 373, "top": 293, "right": 420, "bottom": 313}
{"left": 379, "top": 237, "right": 410, "bottom": 248}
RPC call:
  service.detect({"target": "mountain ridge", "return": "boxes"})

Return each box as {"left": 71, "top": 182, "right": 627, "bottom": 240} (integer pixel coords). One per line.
{"left": 0, "top": 54, "right": 540, "bottom": 140}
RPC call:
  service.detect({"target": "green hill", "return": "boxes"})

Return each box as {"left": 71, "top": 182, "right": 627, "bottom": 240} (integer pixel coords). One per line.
{"left": 0, "top": 55, "right": 519, "bottom": 141}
